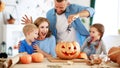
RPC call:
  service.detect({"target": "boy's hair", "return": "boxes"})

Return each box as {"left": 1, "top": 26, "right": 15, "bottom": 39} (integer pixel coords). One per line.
{"left": 23, "top": 24, "right": 38, "bottom": 36}
{"left": 90, "top": 23, "right": 104, "bottom": 41}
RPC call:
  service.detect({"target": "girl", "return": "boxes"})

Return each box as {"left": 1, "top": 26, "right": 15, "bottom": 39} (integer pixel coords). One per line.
{"left": 81, "top": 23, "right": 107, "bottom": 58}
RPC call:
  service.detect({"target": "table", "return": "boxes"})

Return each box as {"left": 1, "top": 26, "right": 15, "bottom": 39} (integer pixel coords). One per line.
{"left": 12, "top": 58, "right": 120, "bottom": 68}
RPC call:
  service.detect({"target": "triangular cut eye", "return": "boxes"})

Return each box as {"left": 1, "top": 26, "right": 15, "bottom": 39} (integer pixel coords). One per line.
{"left": 62, "top": 45, "right": 65, "bottom": 48}
{"left": 74, "top": 46, "right": 76, "bottom": 50}
{"left": 68, "top": 47, "right": 71, "bottom": 49}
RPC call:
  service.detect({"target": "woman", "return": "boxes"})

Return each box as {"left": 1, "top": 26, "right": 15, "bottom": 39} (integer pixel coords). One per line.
{"left": 33, "top": 17, "right": 56, "bottom": 57}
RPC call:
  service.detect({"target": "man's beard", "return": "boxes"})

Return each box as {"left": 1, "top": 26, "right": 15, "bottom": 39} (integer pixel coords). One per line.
{"left": 55, "top": 9, "right": 66, "bottom": 15}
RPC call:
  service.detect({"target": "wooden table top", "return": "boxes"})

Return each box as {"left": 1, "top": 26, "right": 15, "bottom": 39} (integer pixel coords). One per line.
{"left": 12, "top": 58, "right": 120, "bottom": 68}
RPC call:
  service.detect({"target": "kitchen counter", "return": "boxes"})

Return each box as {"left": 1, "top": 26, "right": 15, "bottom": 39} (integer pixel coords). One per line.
{"left": 12, "top": 58, "right": 119, "bottom": 68}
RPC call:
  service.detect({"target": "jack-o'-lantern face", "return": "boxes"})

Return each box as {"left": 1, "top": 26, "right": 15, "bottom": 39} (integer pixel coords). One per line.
{"left": 56, "top": 41, "right": 80, "bottom": 59}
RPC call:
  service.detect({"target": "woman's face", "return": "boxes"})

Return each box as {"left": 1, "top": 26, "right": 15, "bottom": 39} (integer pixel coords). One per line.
{"left": 38, "top": 21, "right": 49, "bottom": 39}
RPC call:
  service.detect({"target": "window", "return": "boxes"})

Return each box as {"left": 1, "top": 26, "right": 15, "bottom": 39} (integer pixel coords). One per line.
{"left": 93, "top": 0, "right": 119, "bottom": 36}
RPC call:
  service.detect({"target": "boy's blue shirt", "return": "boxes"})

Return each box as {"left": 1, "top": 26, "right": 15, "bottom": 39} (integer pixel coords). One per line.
{"left": 19, "top": 39, "right": 36, "bottom": 54}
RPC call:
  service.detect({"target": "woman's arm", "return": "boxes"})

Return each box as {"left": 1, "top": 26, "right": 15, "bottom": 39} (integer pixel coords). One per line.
{"left": 49, "top": 35, "right": 56, "bottom": 57}
{"left": 33, "top": 45, "right": 52, "bottom": 57}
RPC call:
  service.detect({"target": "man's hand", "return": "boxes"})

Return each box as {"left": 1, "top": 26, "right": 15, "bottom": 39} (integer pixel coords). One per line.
{"left": 21, "top": 15, "right": 33, "bottom": 24}
{"left": 68, "top": 13, "right": 79, "bottom": 25}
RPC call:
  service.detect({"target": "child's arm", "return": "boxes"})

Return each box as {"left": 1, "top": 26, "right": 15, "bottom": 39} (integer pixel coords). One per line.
{"left": 19, "top": 42, "right": 26, "bottom": 53}
{"left": 101, "top": 41, "right": 107, "bottom": 55}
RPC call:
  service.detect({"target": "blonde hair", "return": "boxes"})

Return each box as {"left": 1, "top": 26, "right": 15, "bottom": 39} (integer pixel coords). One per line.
{"left": 23, "top": 24, "right": 38, "bottom": 36}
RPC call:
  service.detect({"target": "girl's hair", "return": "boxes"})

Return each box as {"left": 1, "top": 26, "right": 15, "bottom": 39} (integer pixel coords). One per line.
{"left": 23, "top": 24, "right": 38, "bottom": 36}
{"left": 34, "top": 17, "right": 52, "bottom": 38}
{"left": 90, "top": 23, "right": 104, "bottom": 41}
{"left": 87, "top": 23, "right": 104, "bottom": 47}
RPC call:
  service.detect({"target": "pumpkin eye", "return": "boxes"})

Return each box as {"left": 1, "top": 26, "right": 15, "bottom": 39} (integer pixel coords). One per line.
{"left": 62, "top": 45, "right": 65, "bottom": 48}
{"left": 69, "top": 47, "right": 71, "bottom": 49}
{"left": 74, "top": 46, "right": 76, "bottom": 50}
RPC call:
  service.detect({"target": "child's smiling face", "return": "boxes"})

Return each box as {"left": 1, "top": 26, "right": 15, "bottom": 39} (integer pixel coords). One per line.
{"left": 38, "top": 21, "right": 49, "bottom": 39}
{"left": 29, "top": 29, "right": 39, "bottom": 42}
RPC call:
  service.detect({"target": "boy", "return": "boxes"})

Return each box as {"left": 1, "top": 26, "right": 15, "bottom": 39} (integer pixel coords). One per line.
{"left": 19, "top": 24, "right": 38, "bottom": 54}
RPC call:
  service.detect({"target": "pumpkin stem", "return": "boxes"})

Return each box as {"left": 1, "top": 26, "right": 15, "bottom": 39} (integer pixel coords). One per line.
{"left": 108, "top": 50, "right": 120, "bottom": 56}
{"left": 10, "top": 14, "right": 14, "bottom": 19}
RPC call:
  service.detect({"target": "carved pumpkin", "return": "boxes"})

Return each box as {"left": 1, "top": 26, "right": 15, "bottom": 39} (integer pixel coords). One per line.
{"left": 0, "top": 1, "right": 5, "bottom": 12}
{"left": 20, "top": 54, "right": 32, "bottom": 64}
{"left": 108, "top": 46, "right": 120, "bottom": 62}
{"left": 116, "top": 55, "right": 120, "bottom": 65}
{"left": 31, "top": 53, "right": 44, "bottom": 63}
{"left": 56, "top": 41, "right": 80, "bottom": 59}
{"left": 78, "top": 52, "right": 88, "bottom": 59}
{"left": 7, "top": 14, "right": 15, "bottom": 24}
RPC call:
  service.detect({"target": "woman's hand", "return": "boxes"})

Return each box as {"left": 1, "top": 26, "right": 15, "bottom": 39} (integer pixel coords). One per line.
{"left": 33, "top": 44, "right": 52, "bottom": 57}
{"left": 33, "top": 44, "right": 42, "bottom": 53}
{"left": 21, "top": 15, "right": 33, "bottom": 24}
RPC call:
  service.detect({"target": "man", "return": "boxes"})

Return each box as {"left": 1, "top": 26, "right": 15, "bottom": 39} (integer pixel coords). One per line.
{"left": 22, "top": 0, "right": 95, "bottom": 46}
{"left": 46, "top": 0, "right": 95, "bottom": 46}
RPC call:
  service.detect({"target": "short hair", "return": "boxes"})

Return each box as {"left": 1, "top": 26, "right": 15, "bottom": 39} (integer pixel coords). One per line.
{"left": 23, "top": 24, "right": 38, "bottom": 36}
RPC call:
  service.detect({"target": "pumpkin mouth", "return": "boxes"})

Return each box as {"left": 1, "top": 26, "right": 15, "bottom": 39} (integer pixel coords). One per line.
{"left": 62, "top": 51, "right": 76, "bottom": 56}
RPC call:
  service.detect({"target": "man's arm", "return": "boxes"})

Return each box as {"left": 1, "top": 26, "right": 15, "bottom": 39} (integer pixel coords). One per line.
{"left": 68, "top": 10, "right": 90, "bottom": 24}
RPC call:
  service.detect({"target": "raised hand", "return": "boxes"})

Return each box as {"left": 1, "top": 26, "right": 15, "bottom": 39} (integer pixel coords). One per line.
{"left": 21, "top": 15, "right": 33, "bottom": 24}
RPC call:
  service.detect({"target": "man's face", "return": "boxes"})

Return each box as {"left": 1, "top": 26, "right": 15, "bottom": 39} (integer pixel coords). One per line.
{"left": 55, "top": 0, "right": 68, "bottom": 15}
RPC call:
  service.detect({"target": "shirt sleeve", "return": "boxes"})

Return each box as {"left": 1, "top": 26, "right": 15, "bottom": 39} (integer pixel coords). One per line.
{"left": 19, "top": 41, "right": 26, "bottom": 53}
{"left": 70, "top": 4, "right": 95, "bottom": 17}
{"left": 101, "top": 41, "right": 107, "bottom": 55}
{"left": 49, "top": 35, "right": 57, "bottom": 57}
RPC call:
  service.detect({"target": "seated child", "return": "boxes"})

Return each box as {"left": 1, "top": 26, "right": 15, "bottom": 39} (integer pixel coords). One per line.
{"left": 81, "top": 23, "right": 107, "bottom": 59}
{"left": 19, "top": 24, "right": 38, "bottom": 54}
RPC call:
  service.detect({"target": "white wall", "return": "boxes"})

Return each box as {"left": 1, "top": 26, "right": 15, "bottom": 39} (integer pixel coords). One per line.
{"left": 69, "top": 0, "right": 90, "bottom": 7}
{"left": 93, "top": 0, "right": 119, "bottom": 36}
{"left": 0, "top": 13, "right": 4, "bottom": 44}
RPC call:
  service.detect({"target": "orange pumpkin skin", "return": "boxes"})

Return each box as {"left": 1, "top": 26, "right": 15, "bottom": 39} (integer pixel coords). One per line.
{"left": 20, "top": 54, "right": 32, "bottom": 64}
{"left": 0, "top": 1, "right": 5, "bottom": 12}
{"left": 56, "top": 41, "right": 80, "bottom": 60}
{"left": 78, "top": 52, "right": 88, "bottom": 59}
{"left": 108, "top": 47, "right": 120, "bottom": 62}
{"left": 31, "top": 53, "right": 44, "bottom": 63}
{"left": 116, "top": 55, "right": 120, "bottom": 65}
